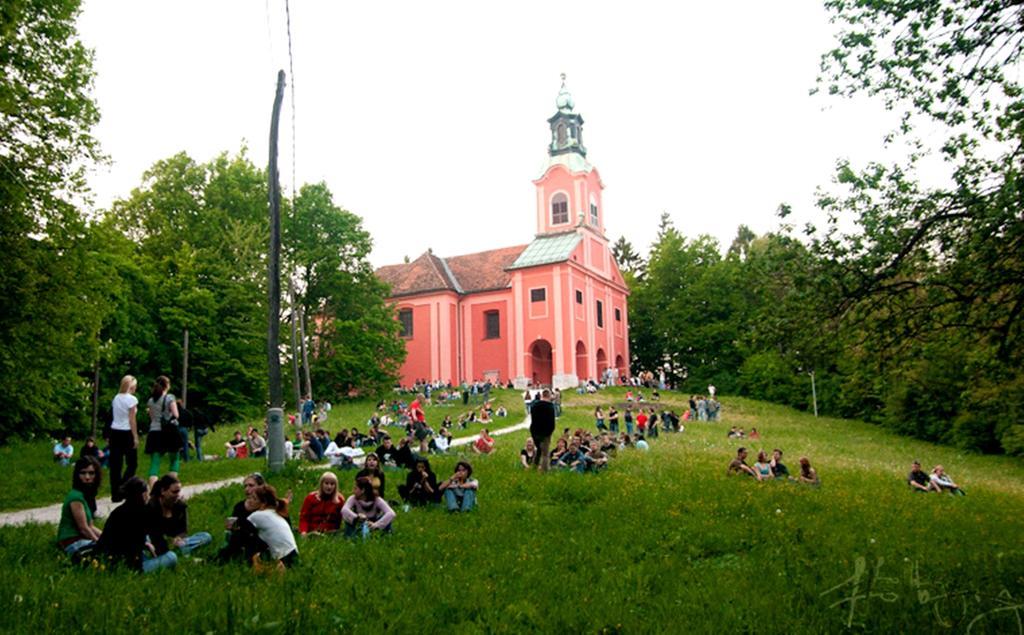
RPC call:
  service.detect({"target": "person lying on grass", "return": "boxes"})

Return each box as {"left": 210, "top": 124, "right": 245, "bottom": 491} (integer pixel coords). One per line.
{"left": 439, "top": 461, "right": 478, "bottom": 512}
{"left": 148, "top": 474, "right": 212, "bottom": 557}
{"left": 398, "top": 458, "right": 441, "bottom": 506}
{"left": 98, "top": 476, "right": 176, "bottom": 573}
{"left": 908, "top": 460, "right": 940, "bottom": 493}
{"left": 797, "top": 457, "right": 820, "bottom": 486}
{"left": 728, "top": 447, "right": 759, "bottom": 480}
{"left": 299, "top": 471, "right": 344, "bottom": 536}
{"left": 57, "top": 456, "right": 103, "bottom": 557}
{"left": 520, "top": 437, "right": 538, "bottom": 468}
{"left": 473, "top": 428, "right": 495, "bottom": 454}
{"left": 342, "top": 476, "right": 396, "bottom": 537}
{"left": 355, "top": 452, "right": 387, "bottom": 498}
{"left": 931, "top": 465, "right": 966, "bottom": 496}
{"left": 753, "top": 451, "right": 774, "bottom": 481}
{"left": 242, "top": 484, "right": 298, "bottom": 571}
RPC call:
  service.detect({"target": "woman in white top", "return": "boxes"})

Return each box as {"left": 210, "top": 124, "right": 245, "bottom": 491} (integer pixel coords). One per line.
{"left": 109, "top": 375, "right": 139, "bottom": 502}
{"left": 244, "top": 484, "right": 298, "bottom": 571}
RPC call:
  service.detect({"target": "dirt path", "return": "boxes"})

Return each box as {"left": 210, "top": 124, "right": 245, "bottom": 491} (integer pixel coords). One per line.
{"left": 0, "top": 418, "right": 530, "bottom": 528}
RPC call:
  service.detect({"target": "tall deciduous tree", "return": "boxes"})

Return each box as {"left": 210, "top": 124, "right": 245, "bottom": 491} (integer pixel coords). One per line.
{"left": 285, "top": 183, "right": 404, "bottom": 399}
{"left": 0, "top": 0, "right": 106, "bottom": 439}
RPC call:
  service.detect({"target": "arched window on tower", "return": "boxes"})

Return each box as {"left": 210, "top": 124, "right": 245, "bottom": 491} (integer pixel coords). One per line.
{"left": 589, "top": 195, "right": 599, "bottom": 226}
{"left": 556, "top": 123, "right": 567, "bottom": 147}
{"left": 551, "top": 193, "right": 569, "bottom": 225}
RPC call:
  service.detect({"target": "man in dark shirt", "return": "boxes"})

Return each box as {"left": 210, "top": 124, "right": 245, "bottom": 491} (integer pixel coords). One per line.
{"left": 908, "top": 460, "right": 938, "bottom": 493}
{"left": 770, "top": 448, "right": 790, "bottom": 479}
{"left": 728, "top": 447, "right": 759, "bottom": 479}
{"left": 376, "top": 436, "right": 398, "bottom": 468}
{"left": 530, "top": 389, "right": 557, "bottom": 472}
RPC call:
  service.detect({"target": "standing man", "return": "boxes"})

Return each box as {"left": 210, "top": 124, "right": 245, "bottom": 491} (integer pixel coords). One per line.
{"left": 530, "top": 389, "right": 557, "bottom": 472}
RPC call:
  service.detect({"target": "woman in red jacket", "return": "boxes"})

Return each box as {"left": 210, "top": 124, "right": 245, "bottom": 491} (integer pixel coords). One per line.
{"left": 298, "top": 472, "right": 344, "bottom": 535}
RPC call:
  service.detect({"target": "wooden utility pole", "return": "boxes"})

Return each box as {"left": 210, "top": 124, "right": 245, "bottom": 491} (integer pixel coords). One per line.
{"left": 91, "top": 362, "right": 100, "bottom": 439}
{"left": 289, "top": 279, "right": 302, "bottom": 414}
{"left": 182, "top": 328, "right": 189, "bottom": 408}
{"left": 299, "top": 305, "right": 312, "bottom": 399}
{"left": 266, "top": 70, "right": 286, "bottom": 473}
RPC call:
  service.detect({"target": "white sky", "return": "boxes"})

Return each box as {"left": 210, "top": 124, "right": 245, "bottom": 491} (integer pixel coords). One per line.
{"left": 77, "top": 0, "right": 908, "bottom": 268}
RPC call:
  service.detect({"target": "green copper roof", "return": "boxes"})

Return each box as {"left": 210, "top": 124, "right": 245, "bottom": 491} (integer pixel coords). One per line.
{"left": 508, "top": 232, "right": 582, "bottom": 270}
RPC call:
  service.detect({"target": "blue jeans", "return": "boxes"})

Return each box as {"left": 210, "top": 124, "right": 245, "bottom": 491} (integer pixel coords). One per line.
{"left": 194, "top": 428, "right": 206, "bottom": 461}
{"left": 63, "top": 539, "right": 96, "bottom": 557}
{"left": 609, "top": 421, "right": 619, "bottom": 433}
{"left": 444, "top": 488, "right": 476, "bottom": 512}
{"left": 179, "top": 426, "right": 191, "bottom": 461}
{"left": 626, "top": 422, "right": 634, "bottom": 435}
{"left": 142, "top": 550, "right": 178, "bottom": 573}
{"left": 178, "top": 531, "right": 212, "bottom": 555}
{"left": 344, "top": 520, "right": 393, "bottom": 539}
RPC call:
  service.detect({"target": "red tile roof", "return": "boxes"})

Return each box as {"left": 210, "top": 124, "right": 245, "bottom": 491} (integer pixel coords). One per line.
{"left": 376, "top": 245, "right": 527, "bottom": 298}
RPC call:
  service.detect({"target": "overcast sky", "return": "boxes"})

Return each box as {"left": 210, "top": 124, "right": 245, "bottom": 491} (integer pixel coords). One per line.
{"left": 77, "top": 1, "right": 907, "bottom": 268}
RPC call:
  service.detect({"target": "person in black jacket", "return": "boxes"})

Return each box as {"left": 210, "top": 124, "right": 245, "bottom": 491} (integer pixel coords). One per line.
{"left": 398, "top": 458, "right": 440, "bottom": 506}
{"left": 98, "top": 477, "right": 177, "bottom": 573}
{"left": 529, "top": 389, "right": 557, "bottom": 471}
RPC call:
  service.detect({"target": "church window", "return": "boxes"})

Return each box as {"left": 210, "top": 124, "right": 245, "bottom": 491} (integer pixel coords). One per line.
{"left": 557, "top": 123, "right": 567, "bottom": 146}
{"left": 551, "top": 193, "right": 569, "bottom": 225}
{"left": 530, "top": 288, "right": 546, "bottom": 303}
{"left": 596, "top": 300, "right": 604, "bottom": 328}
{"left": 399, "top": 309, "right": 413, "bottom": 338}
{"left": 575, "top": 290, "right": 583, "bottom": 304}
{"left": 484, "top": 310, "right": 500, "bottom": 339}
{"left": 615, "top": 307, "right": 622, "bottom": 322}
{"left": 590, "top": 202, "right": 599, "bottom": 225}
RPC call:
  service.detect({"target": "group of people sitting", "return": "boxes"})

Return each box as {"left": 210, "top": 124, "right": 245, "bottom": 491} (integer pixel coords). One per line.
{"left": 57, "top": 456, "right": 213, "bottom": 573}
{"left": 58, "top": 452, "right": 484, "bottom": 575}
{"left": 907, "top": 461, "right": 966, "bottom": 495}
{"left": 727, "top": 447, "right": 819, "bottom": 485}
{"left": 727, "top": 426, "right": 760, "bottom": 440}
{"left": 224, "top": 427, "right": 267, "bottom": 459}
{"left": 520, "top": 428, "right": 653, "bottom": 473}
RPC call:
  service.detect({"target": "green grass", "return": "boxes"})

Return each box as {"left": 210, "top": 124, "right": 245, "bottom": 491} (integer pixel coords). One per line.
{"left": 0, "top": 389, "right": 1022, "bottom": 633}
{"left": 0, "top": 388, "right": 526, "bottom": 511}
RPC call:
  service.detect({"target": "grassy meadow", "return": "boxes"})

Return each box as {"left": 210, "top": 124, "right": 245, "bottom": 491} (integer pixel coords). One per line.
{"left": 0, "top": 388, "right": 526, "bottom": 511}
{"left": 0, "top": 388, "right": 1021, "bottom": 633}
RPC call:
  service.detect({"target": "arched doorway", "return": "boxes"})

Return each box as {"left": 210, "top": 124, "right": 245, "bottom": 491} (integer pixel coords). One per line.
{"left": 575, "top": 341, "right": 588, "bottom": 383}
{"left": 596, "top": 348, "right": 608, "bottom": 380}
{"left": 615, "top": 354, "right": 626, "bottom": 382}
{"left": 529, "top": 339, "right": 553, "bottom": 386}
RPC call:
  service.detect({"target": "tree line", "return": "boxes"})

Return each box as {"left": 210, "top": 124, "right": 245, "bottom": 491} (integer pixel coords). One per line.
{"left": 0, "top": 0, "right": 403, "bottom": 441}
{"left": 621, "top": 0, "right": 1024, "bottom": 457}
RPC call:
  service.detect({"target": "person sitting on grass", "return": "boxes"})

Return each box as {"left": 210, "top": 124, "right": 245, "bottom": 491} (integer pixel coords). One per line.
{"left": 342, "top": 476, "right": 396, "bottom": 537}
{"left": 375, "top": 436, "right": 399, "bottom": 468}
{"left": 472, "top": 428, "right": 495, "bottom": 455}
{"left": 299, "top": 472, "right": 344, "bottom": 536}
{"left": 225, "top": 431, "right": 247, "bottom": 459}
{"left": 53, "top": 436, "right": 75, "bottom": 466}
{"left": 355, "top": 452, "right": 387, "bottom": 498}
{"left": 753, "top": 451, "right": 774, "bottom": 480}
{"left": 148, "top": 474, "right": 212, "bottom": 557}
{"left": 930, "top": 465, "right": 966, "bottom": 496}
{"left": 98, "top": 476, "right": 176, "bottom": 573}
{"left": 394, "top": 436, "right": 417, "bottom": 469}
{"left": 496, "top": 406, "right": 508, "bottom": 418}
{"left": 770, "top": 449, "right": 789, "bottom": 479}
{"left": 248, "top": 428, "right": 267, "bottom": 458}
{"left": 728, "top": 447, "right": 759, "bottom": 480}
{"left": 80, "top": 436, "right": 108, "bottom": 467}
{"left": 335, "top": 437, "right": 367, "bottom": 470}
{"left": 588, "top": 444, "right": 609, "bottom": 471}
{"left": 618, "top": 432, "right": 633, "bottom": 449}
{"left": 520, "top": 437, "right": 538, "bottom": 468}
{"left": 634, "top": 434, "right": 650, "bottom": 451}
{"left": 908, "top": 460, "right": 939, "bottom": 493}
{"left": 57, "top": 456, "right": 103, "bottom": 558}
{"left": 557, "top": 440, "right": 588, "bottom": 472}
{"left": 217, "top": 472, "right": 268, "bottom": 563}
{"left": 797, "top": 457, "right": 820, "bottom": 486}
{"left": 550, "top": 437, "right": 569, "bottom": 465}
{"left": 430, "top": 427, "right": 453, "bottom": 454}
{"left": 242, "top": 484, "right": 298, "bottom": 571}
{"left": 749, "top": 428, "right": 761, "bottom": 440}
{"left": 398, "top": 458, "right": 441, "bottom": 507}
{"left": 599, "top": 433, "right": 618, "bottom": 458}
{"left": 439, "top": 461, "right": 478, "bottom": 512}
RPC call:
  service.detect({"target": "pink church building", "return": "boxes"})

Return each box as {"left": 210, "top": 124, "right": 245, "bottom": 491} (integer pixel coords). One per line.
{"left": 376, "top": 80, "right": 630, "bottom": 389}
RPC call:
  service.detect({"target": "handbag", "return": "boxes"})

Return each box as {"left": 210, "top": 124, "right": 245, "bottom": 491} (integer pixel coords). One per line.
{"left": 160, "top": 396, "right": 183, "bottom": 452}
